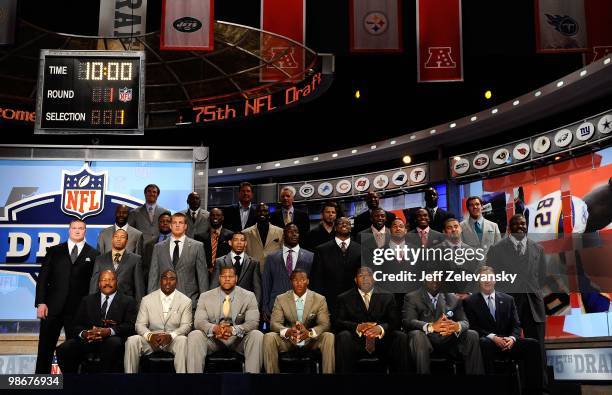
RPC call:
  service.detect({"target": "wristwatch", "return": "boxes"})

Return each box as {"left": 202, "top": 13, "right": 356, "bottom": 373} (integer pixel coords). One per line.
{"left": 427, "top": 323, "right": 434, "bottom": 334}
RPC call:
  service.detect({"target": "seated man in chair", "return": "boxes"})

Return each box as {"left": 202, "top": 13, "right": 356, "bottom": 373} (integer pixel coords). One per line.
{"left": 56, "top": 270, "right": 137, "bottom": 373}
{"left": 187, "top": 266, "right": 263, "bottom": 373}
{"left": 263, "top": 268, "right": 335, "bottom": 373}
{"left": 124, "top": 269, "right": 192, "bottom": 373}
{"left": 402, "top": 275, "right": 484, "bottom": 375}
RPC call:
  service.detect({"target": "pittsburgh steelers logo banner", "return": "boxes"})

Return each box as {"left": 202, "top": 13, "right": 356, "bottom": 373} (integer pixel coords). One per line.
{"left": 535, "top": 0, "right": 587, "bottom": 53}
{"left": 260, "top": 0, "right": 305, "bottom": 82}
{"left": 417, "top": 0, "right": 463, "bottom": 82}
{"left": 161, "top": 0, "right": 214, "bottom": 51}
{"left": 350, "top": 0, "right": 402, "bottom": 53}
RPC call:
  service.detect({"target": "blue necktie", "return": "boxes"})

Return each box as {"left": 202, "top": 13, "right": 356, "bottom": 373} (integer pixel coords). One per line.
{"left": 296, "top": 298, "right": 305, "bottom": 346}
{"left": 487, "top": 296, "right": 496, "bottom": 320}
{"left": 474, "top": 221, "right": 483, "bottom": 242}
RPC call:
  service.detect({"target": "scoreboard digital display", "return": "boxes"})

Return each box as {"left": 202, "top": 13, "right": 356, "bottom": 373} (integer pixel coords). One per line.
{"left": 35, "top": 50, "right": 145, "bottom": 135}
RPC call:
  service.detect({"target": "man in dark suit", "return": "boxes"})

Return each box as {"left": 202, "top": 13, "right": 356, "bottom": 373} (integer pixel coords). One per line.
{"left": 224, "top": 182, "right": 257, "bottom": 232}
{"left": 402, "top": 278, "right": 484, "bottom": 374}
{"left": 141, "top": 211, "right": 172, "bottom": 287}
{"left": 262, "top": 223, "right": 314, "bottom": 318}
{"left": 128, "top": 184, "right": 169, "bottom": 245}
{"left": 310, "top": 217, "right": 361, "bottom": 317}
{"left": 352, "top": 191, "right": 396, "bottom": 236}
{"left": 211, "top": 232, "right": 261, "bottom": 304}
{"left": 180, "top": 191, "right": 210, "bottom": 238}
{"left": 424, "top": 188, "right": 455, "bottom": 233}
{"left": 270, "top": 186, "right": 310, "bottom": 237}
{"left": 56, "top": 270, "right": 137, "bottom": 373}
{"left": 89, "top": 229, "right": 145, "bottom": 303}
{"left": 487, "top": 214, "right": 548, "bottom": 387}
{"left": 304, "top": 201, "right": 339, "bottom": 251}
{"left": 358, "top": 207, "right": 391, "bottom": 252}
{"left": 35, "top": 219, "right": 99, "bottom": 373}
{"left": 335, "top": 267, "right": 408, "bottom": 373}
{"left": 464, "top": 266, "right": 543, "bottom": 394}
{"left": 148, "top": 212, "right": 209, "bottom": 308}
{"left": 194, "top": 207, "right": 233, "bottom": 273}
{"left": 406, "top": 208, "right": 446, "bottom": 248}
{"left": 97, "top": 204, "right": 144, "bottom": 256}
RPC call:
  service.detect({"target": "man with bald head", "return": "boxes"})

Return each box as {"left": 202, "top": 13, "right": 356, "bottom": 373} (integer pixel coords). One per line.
{"left": 353, "top": 191, "right": 396, "bottom": 236}
{"left": 180, "top": 191, "right": 210, "bottom": 238}
{"left": 90, "top": 228, "right": 145, "bottom": 302}
{"left": 97, "top": 204, "right": 143, "bottom": 255}
{"left": 242, "top": 203, "right": 283, "bottom": 273}
{"left": 56, "top": 270, "right": 137, "bottom": 373}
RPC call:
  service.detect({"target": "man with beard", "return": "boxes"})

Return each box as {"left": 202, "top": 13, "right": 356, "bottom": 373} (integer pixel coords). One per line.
{"left": 353, "top": 191, "right": 396, "bottom": 236}
{"left": 305, "top": 201, "right": 340, "bottom": 251}
{"left": 195, "top": 208, "right": 233, "bottom": 273}
{"left": 242, "top": 203, "right": 283, "bottom": 273}
{"left": 424, "top": 188, "right": 455, "bottom": 233}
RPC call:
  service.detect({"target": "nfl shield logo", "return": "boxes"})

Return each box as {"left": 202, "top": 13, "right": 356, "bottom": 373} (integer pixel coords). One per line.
{"left": 60, "top": 164, "right": 107, "bottom": 220}
{"left": 118, "top": 87, "right": 133, "bottom": 103}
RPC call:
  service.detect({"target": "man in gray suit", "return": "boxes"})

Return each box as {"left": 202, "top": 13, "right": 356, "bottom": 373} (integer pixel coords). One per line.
{"left": 460, "top": 196, "right": 501, "bottom": 253}
{"left": 124, "top": 269, "right": 192, "bottom": 373}
{"left": 148, "top": 213, "right": 209, "bottom": 308}
{"left": 97, "top": 205, "right": 144, "bottom": 256}
{"left": 90, "top": 229, "right": 145, "bottom": 303}
{"left": 211, "top": 232, "right": 261, "bottom": 304}
{"left": 402, "top": 278, "right": 484, "bottom": 374}
{"left": 263, "top": 268, "right": 335, "bottom": 373}
{"left": 128, "top": 184, "right": 169, "bottom": 245}
{"left": 187, "top": 266, "right": 263, "bottom": 373}
{"left": 180, "top": 191, "right": 210, "bottom": 238}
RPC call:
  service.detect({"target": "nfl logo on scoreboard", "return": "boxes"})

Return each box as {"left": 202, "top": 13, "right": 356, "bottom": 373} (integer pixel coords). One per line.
{"left": 60, "top": 164, "right": 107, "bottom": 219}
{"left": 118, "top": 87, "right": 133, "bottom": 103}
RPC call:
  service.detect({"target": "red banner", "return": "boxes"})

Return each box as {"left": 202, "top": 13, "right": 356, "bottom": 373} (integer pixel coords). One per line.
{"left": 417, "top": 0, "right": 463, "bottom": 82}
{"left": 161, "top": 0, "right": 214, "bottom": 51}
{"left": 585, "top": 0, "right": 612, "bottom": 63}
{"left": 260, "top": 0, "right": 305, "bottom": 82}
{"left": 349, "top": 0, "right": 402, "bottom": 53}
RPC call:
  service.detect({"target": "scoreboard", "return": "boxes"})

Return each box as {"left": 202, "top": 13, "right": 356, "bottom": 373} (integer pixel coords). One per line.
{"left": 35, "top": 50, "right": 145, "bottom": 135}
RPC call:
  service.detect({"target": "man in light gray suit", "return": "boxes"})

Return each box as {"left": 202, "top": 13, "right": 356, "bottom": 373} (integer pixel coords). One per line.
{"left": 148, "top": 213, "right": 209, "bottom": 308}
{"left": 187, "top": 266, "right": 263, "bottom": 373}
{"left": 211, "top": 232, "right": 261, "bottom": 304}
{"left": 124, "top": 269, "right": 192, "bottom": 373}
{"left": 97, "top": 205, "right": 144, "bottom": 255}
{"left": 460, "top": 196, "right": 502, "bottom": 253}
{"left": 90, "top": 229, "right": 145, "bottom": 302}
{"left": 128, "top": 184, "right": 169, "bottom": 245}
{"left": 180, "top": 191, "right": 210, "bottom": 238}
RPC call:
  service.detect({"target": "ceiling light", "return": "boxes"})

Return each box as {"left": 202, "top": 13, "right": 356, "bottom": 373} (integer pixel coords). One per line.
{"left": 402, "top": 155, "right": 412, "bottom": 164}
{"left": 491, "top": 108, "right": 498, "bottom": 114}
{"left": 370, "top": 145, "right": 377, "bottom": 149}
{"left": 604, "top": 57, "right": 610, "bottom": 65}
{"left": 293, "top": 160, "right": 300, "bottom": 164}
{"left": 484, "top": 90, "right": 492, "bottom": 100}
{"left": 556, "top": 81, "right": 564, "bottom": 87}
{"left": 410, "top": 135, "right": 416, "bottom": 140}
{"left": 332, "top": 153, "right": 338, "bottom": 158}
{"left": 430, "top": 129, "right": 436, "bottom": 134}
{"left": 217, "top": 169, "right": 223, "bottom": 174}
{"left": 450, "top": 123, "right": 456, "bottom": 128}
{"left": 534, "top": 91, "right": 542, "bottom": 97}
{"left": 236, "top": 168, "right": 242, "bottom": 172}
{"left": 313, "top": 156, "right": 319, "bottom": 161}
{"left": 513, "top": 100, "right": 519, "bottom": 106}
{"left": 470, "top": 116, "right": 477, "bottom": 121}
{"left": 351, "top": 149, "right": 357, "bottom": 154}
{"left": 256, "top": 165, "right": 262, "bottom": 169}
{"left": 274, "top": 163, "right": 280, "bottom": 167}
{"left": 579, "top": 70, "right": 587, "bottom": 77}
{"left": 390, "top": 140, "right": 396, "bottom": 145}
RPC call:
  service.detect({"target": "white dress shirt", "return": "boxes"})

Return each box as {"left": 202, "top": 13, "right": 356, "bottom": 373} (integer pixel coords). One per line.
{"left": 67, "top": 239, "right": 85, "bottom": 256}
{"left": 283, "top": 244, "right": 301, "bottom": 270}
{"left": 169, "top": 235, "right": 187, "bottom": 258}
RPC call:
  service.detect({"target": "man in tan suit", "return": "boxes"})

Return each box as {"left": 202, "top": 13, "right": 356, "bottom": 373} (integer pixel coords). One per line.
{"left": 124, "top": 269, "right": 192, "bottom": 373}
{"left": 263, "top": 268, "right": 335, "bottom": 373}
{"left": 187, "top": 266, "right": 263, "bottom": 373}
{"left": 243, "top": 203, "right": 283, "bottom": 273}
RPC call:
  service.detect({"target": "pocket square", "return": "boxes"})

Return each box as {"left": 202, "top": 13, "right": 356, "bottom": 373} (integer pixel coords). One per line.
{"left": 85, "top": 257, "right": 91, "bottom": 262}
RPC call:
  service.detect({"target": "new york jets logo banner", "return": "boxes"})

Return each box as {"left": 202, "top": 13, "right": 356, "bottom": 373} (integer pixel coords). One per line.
{"left": 161, "top": 0, "right": 214, "bottom": 51}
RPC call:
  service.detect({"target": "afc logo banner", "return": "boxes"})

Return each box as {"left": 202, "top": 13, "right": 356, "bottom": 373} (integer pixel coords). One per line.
{"left": 425, "top": 47, "right": 457, "bottom": 69}
{"left": 61, "top": 165, "right": 107, "bottom": 219}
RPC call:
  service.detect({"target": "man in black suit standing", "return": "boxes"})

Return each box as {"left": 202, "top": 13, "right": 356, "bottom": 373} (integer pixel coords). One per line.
{"left": 56, "top": 270, "right": 137, "bottom": 373}
{"left": 304, "top": 201, "right": 339, "bottom": 251}
{"left": 402, "top": 278, "right": 484, "bottom": 374}
{"left": 270, "top": 187, "right": 310, "bottom": 237}
{"left": 211, "top": 232, "right": 261, "bottom": 304}
{"left": 310, "top": 217, "right": 361, "bottom": 317}
{"left": 224, "top": 182, "right": 257, "bottom": 232}
{"left": 35, "top": 219, "right": 99, "bottom": 373}
{"left": 487, "top": 214, "right": 548, "bottom": 387}
{"left": 424, "top": 188, "right": 455, "bottom": 233}
{"left": 464, "top": 266, "right": 543, "bottom": 394}
{"left": 352, "top": 191, "right": 396, "bottom": 236}
{"left": 335, "top": 267, "right": 408, "bottom": 373}
{"left": 194, "top": 207, "right": 233, "bottom": 274}
{"left": 89, "top": 229, "right": 145, "bottom": 303}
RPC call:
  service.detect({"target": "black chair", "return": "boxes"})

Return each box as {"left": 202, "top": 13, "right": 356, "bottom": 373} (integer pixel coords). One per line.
{"left": 494, "top": 358, "right": 522, "bottom": 395}
{"left": 205, "top": 349, "right": 245, "bottom": 373}
{"left": 140, "top": 351, "right": 175, "bottom": 373}
{"left": 429, "top": 350, "right": 461, "bottom": 375}
{"left": 278, "top": 348, "right": 321, "bottom": 373}
{"left": 355, "top": 355, "right": 388, "bottom": 374}
{"left": 78, "top": 353, "right": 102, "bottom": 373}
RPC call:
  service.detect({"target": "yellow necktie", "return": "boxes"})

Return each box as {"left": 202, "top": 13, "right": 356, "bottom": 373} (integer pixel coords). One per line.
{"left": 364, "top": 293, "right": 370, "bottom": 310}
{"left": 284, "top": 210, "right": 291, "bottom": 224}
{"left": 222, "top": 295, "right": 231, "bottom": 318}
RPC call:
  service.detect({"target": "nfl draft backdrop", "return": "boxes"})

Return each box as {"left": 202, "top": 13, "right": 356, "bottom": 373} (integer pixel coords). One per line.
{"left": 0, "top": 159, "right": 193, "bottom": 320}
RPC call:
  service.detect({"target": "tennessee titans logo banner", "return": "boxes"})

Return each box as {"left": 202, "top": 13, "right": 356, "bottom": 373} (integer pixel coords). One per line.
{"left": 60, "top": 165, "right": 107, "bottom": 220}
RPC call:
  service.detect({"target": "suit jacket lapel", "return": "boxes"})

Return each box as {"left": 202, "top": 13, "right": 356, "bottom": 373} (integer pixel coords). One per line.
{"left": 421, "top": 289, "right": 435, "bottom": 315}
{"left": 230, "top": 290, "right": 241, "bottom": 323}
{"left": 436, "top": 293, "right": 446, "bottom": 318}
{"left": 301, "top": 291, "right": 313, "bottom": 321}
{"left": 479, "top": 294, "right": 496, "bottom": 326}
{"left": 176, "top": 239, "right": 189, "bottom": 268}
{"left": 253, "top": 228, "right": 264, "bottom": 250}
{"left": 238, "top": 255, "right": 251, "bottom": 282}
{"left": 286, "top": 292, "right": 298, "bottom": 323}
